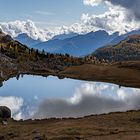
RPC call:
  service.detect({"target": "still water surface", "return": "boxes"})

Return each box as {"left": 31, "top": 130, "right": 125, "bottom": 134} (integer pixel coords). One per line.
{"left": 0, "top": 75, "right": 140, "bottom": 120}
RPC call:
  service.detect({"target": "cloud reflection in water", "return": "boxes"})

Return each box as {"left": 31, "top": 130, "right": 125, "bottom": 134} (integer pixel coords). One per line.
{"left": 1, "top": 77, "right": 140, "bottom": 120}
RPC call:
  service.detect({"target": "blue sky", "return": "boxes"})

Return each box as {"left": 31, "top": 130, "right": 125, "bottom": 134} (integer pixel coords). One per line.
{"left": 0, "top": 0, "right": 107, "bottom": 28}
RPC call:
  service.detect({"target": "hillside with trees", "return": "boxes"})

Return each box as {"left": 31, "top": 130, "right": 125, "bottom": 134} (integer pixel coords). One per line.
{"left": 0, "top": 31, "right": 85, "bottom": 83}
{"left": 94, "top": 35, "right": 140, "bottom": 61}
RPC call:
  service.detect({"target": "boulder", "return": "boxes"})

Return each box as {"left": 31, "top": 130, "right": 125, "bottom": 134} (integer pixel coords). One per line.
{"left": 0, "top": 106, "right": 11, "bottom": 119}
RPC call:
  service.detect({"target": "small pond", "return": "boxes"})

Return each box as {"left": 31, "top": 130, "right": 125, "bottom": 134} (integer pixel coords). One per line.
{"left": 0, "top": 75, "right": 140, "bottom": 120}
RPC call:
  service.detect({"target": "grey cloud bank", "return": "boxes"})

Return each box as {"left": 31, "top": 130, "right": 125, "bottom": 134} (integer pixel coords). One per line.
{"left": 1, "top": 82, "right": 140, "bottom": 120}
{"left": 33, "top": 83, "right": 140, "bottom": 119}
{"left": 109, "top": 0, "right": 140, "bottom": 20}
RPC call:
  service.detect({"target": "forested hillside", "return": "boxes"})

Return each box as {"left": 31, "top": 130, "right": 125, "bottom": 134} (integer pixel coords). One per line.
{"left": 94, "top": 35, "right": 140, "bottom": 61}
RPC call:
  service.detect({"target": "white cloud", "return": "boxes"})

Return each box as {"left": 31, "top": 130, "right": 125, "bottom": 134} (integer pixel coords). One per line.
{"left": 83, "top": 0, "right": 102, "bottom": 6}
{"left": 53, "top": 6, "right": 140, "bottom": 35}
{"left": 0, "top": 20, "right": 53, "bottom": 41}
{"left": 14, "top": 112, "right": 23, "bottom": 120}
{"left": 83, "top": 0, "right": 140, "bottom": 20}
{"left": 1, "top": 10, "right": 138, "bottom": 41}
{"left": 33, "top": 82, "right": 140, "bottom": 119}
{"left": 0, "top": 20, "right": 79, "bottom": 41}
{"left": 79, "top": 8, "right": 140, "bottom": 35}
{"left": 0, "top": 0, "right": 140, "bottom": 41}
{"left": 82, "top": 0, "right": 140, "bottom": 34}
{"left": 0, "top": 96, "right": 24, "bottom": 120}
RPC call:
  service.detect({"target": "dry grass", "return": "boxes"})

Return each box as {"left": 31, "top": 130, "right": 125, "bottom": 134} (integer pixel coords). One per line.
{"left": 1, "top": 111, "right": 140, "bottom": 139}
{"left": 59, "top": 61, "right": 140, "bottom": 88}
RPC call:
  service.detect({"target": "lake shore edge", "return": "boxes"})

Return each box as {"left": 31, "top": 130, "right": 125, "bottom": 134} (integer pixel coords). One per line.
{"left": 1, "top": 110, "right": 140, "bottom": 140}
{"left": 1, "top": 60, "right": 140, "bottom": 88}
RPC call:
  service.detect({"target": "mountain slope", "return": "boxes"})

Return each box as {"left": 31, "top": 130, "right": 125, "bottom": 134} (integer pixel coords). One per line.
{"left": 52, "top": 32, "right": 78, "bottom": 40}
{"left": 0, "top": 31, "right": 85, "bottom": 83}
{"left": 33, "top": 30, "right": 119, "bottom": 56}
{"left": 111, "top": 29, "right": 140, "bottom": 45}
{"left": 13, "top": 29, "right": 140, "bottom": 57}
{"left": 15, "top": 33, "right": 41, "bottom": 47}
{"left": 94, "top": 35, "right": 140, "bottom": 61}
{"left": 15, "top": 32, "right": 78, "bottom": 49}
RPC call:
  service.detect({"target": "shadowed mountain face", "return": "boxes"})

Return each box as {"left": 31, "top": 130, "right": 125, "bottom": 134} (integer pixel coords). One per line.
{"left": 110, "top": 29, "right": 140, "bottom": 45}
{"left": 51, "top": 32, "right": 78, "bottom": 40}
{"left": 94, "top": 35, "right": 140, "bottom": 61}
{"left": 15, "top": 29, "right": 140, "bottom": 57}
{"left": 0, "top": 31, "right": 13, "bottom": 43}
{"left": 15, "top": 33, "right": 78, "bottom": 49}
{"left": 32, "top": 30, "right": 118, "bottom": 56}
{"left": 15, "top": 33, "right": 41, "bottom": 47}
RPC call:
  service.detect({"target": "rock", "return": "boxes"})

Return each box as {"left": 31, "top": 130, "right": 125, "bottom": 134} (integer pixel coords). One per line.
{"left": 0, "top": 134, "right": 5, "bottom": 140}
{"left": 33, "top": 134, "right": 47, "bottom": 140}
{"left": 3, "top": 35, "right": 13, "bottom": 42}
{"left": 0, "top": 106, "right": 11, "bottom": 119}
{"left": 32, "top": 130, "right": 47, "bottom": 140}
{"left": 2, "top": 120, "right": 8, "bottom": 126}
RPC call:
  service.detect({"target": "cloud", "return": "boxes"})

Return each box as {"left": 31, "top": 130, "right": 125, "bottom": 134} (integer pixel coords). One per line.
{"left": 0, "top": 20, "right": 53, "bottom": 41}
{"left": 83, "top": 0, "right": 140, "bottom": 20}
{"left": 107, "top": 0, "right": 140, "bottom": 20}
{"left": 1, "top": 83, "right": 140, "bottom": 120}
{"left": 33, "top": 82, "right": 140, "bottom": 119}
{"left": 0, "top": 20, "right": 78, "bottom": 41}
{"left": 51, "top": 7, "right": 140, "bottom": 35}
{"left": 79, "top": 9, "right": 140, "bottom": 34}
{"left": 82, "top": 0, "right": 140, "bottom": 34}
{"left": 83, "top": 0, "right": 102, "bottom": 6}
{"left": 1, "top": 11, "right": 139, "bottom": 42}
{"left": 0, "top": 0, "right": 140, "bottom": 41}
{"left": 0, "top": 96, "right": 24, "bottom": 120}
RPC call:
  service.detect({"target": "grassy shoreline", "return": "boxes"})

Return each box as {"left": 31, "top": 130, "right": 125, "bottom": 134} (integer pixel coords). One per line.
{"left": 1, "top": 110, "right": 140, "bottom": 140}
{"left": 1, "top": 60, "right": 140, "bottom": 88}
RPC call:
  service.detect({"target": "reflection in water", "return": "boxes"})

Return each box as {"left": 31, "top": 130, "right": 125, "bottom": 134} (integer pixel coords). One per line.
{"left": 0, "top": 82, "right": 3, "bottom": 87}
{"left": 34, "top": 82, "right": 140, "bottom": 119}
{"left": 0, "top": 75, "right": 140, "bottom": 120}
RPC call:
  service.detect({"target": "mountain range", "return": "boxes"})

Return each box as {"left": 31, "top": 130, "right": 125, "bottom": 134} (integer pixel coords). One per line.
{"left": 15, "top": 29, "right": 140, "bottom": 56}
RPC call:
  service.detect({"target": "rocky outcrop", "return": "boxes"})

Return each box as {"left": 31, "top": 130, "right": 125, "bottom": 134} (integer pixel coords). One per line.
{"left": 0, "top": 106, "right": 11, "bottom": 119}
